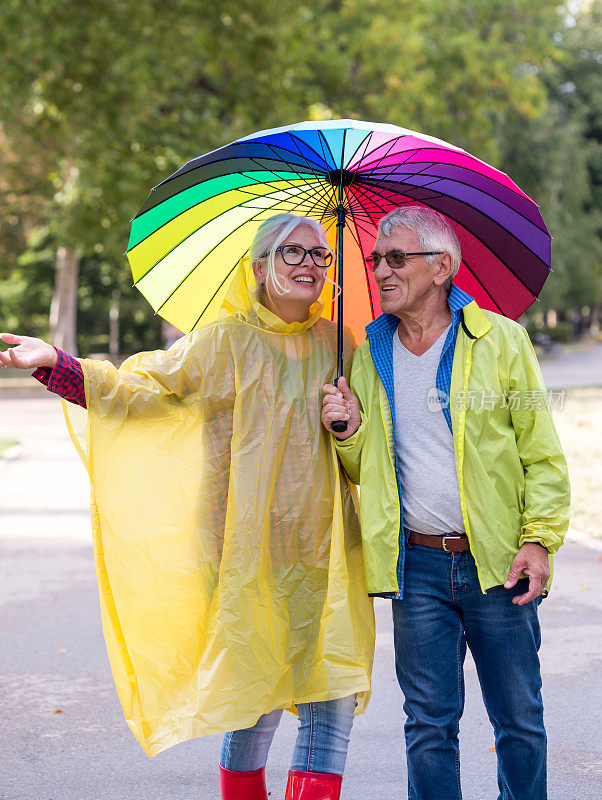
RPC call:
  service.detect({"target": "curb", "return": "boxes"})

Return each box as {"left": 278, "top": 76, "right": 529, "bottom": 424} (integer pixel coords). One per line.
{"left": 0, "top": 379, "right": 47, "bottom": 394}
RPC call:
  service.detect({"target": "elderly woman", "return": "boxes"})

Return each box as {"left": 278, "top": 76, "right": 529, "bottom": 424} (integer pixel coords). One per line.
{"left": 0, "top": 212, "right": 374, "bottom": 800}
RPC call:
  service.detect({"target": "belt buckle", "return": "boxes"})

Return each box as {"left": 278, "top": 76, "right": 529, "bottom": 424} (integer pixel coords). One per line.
{"left": 442, "top": 535, "right": 463, "bottom": 552}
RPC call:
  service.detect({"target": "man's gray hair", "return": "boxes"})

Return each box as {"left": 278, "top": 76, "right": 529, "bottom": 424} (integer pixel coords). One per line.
{"left": 250, "top": 213, "right": 331, "bottom": 298}
{"left": 378, "top": 206, "right": 461, "bottom": 291}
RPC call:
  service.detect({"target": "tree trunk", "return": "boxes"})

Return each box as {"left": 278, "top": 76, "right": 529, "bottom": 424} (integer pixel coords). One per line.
{"left": 49, "top": 245, "right": 80, "bottom": 356}
{"left": 109, "top": 289, "right": 120, "bottom": 361}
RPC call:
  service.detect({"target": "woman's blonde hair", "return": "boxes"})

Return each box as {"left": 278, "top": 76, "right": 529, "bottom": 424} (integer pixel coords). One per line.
{"left": 250, "top": 213, "right": 332, "bottom": 301}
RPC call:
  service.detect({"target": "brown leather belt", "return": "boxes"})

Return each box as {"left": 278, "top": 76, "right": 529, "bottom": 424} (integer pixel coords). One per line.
{"left": 407, "top": 529, "right": 470, "bottom": 552}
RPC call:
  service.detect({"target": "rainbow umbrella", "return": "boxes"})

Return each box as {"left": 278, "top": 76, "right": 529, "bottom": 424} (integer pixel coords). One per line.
{"left": 127, "top": 119, "right": 551, "bottom": 353}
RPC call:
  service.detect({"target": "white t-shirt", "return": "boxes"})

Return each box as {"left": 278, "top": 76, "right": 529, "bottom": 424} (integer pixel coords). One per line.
{"left": 392, "top": 325, "right": 465, "bottom": 535}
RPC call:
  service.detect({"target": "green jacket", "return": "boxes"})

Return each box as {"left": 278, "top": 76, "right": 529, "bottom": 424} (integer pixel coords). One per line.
{"left": 335, "top": 301, "right": 570, "bottom": 595}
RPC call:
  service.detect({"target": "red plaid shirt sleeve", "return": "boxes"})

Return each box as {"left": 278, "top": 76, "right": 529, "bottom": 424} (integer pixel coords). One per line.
{"left": 32, "top": 348, "right": 86, "bottom": 408}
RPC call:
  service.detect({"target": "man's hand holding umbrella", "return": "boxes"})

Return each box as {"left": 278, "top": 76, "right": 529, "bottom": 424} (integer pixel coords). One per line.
{"left": 322, "top": 378, "right": 361, "bottom": 441}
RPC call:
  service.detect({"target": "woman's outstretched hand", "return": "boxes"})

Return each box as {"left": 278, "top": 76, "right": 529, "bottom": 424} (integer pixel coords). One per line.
{"left": 0, "top": 333, "right": 58, "bottom": 370}
{"left": 321, "top": 377, "right": 361, "bottom": 440}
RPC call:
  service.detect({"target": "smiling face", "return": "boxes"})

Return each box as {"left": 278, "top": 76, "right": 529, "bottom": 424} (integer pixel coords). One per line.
{"left": 252, "top": 223, "right": 329, "bottom": 322}
{"left": 372, "top": 227, "right": 451, "bottom": 317}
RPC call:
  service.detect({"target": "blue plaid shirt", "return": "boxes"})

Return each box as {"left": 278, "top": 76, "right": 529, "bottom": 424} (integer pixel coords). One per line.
{"left": 364, "top": 284, "right": 474, "bottom": 595}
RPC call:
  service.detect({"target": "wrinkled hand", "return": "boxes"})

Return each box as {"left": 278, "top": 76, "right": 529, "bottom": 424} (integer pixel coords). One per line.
{"left": 321, "top": 377, "right": 361, "bottom": 440}
{"left": 0, "top": 333, "right": 57, "bottom": 370}
{"left": 504, "top": 542, "right": 550, "bottom": 605}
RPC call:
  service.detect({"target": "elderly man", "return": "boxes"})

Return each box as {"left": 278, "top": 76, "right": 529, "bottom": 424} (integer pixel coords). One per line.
{"left": 322, "top": 206, "right": 570, "bottom": 800}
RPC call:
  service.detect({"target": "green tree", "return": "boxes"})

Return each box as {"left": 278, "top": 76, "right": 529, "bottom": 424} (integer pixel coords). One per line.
{"left": 304, "top": 0, "right": 565, "bottom": 163}
{"left": 0, "top": 0, "right": 325, "bottom": 353}
{"left": 499, "top": 0, "right": 602, "bottom": 319}
{"left": 0, "top": 0, "right": 580, "bottom": 353}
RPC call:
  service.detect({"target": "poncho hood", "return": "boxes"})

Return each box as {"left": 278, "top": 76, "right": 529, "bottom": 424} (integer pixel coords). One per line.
{"left": 220, "top": 259, "right": 324, "bottom": 334}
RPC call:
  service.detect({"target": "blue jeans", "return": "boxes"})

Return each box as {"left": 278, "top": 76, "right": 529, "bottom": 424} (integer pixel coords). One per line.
{"left": 392, "top": 543, "right": 546, "bottom": 800}
{"left": 219, "top": 695, "right": 356, "bottom": 775}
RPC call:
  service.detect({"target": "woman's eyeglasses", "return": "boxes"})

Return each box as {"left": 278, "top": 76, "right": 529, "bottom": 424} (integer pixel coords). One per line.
{"left": 365, "top": 250, "right": 444, "bottom": 271}
{"left": 275, "top": 245, "right": 333, "bottom": 268}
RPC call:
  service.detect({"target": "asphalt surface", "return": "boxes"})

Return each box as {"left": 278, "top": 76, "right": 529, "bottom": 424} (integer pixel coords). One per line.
{"left": 1, "top": 394, "right": 601, "bottom": 800}
{"left": 538, "top": 341, "right": 602, "bottom": 389}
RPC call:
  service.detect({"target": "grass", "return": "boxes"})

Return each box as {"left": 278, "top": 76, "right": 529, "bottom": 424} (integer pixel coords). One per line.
{"left": 0, "top": 439, "right": 18, "bottom": 457}
{"left": 552, "top": 388, "right": 602, "bottom": 539}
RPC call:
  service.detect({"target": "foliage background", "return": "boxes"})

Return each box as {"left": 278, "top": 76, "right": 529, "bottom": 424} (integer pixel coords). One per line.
{"left": 0, "top": 0, "right": 600, "bottom": 354}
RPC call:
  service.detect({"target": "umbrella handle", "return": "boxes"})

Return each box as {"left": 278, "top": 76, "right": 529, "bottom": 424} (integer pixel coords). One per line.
{"left": 331, "top": 378, "right": 348, "bottom": 433}
{"left": 331, "top": 419, "right": 348, "bottom": 433}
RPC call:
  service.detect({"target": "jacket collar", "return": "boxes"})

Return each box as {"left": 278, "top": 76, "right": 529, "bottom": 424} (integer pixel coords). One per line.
{"left": 462, "top": 299, "right": 493, "bottom": 339}
{"left": 365, "top": 283, "right": 476, "bottom": 341}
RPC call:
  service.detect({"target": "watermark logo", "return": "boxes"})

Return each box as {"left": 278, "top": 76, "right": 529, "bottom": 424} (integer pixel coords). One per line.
{"left": 426, "top": 388, "right": 450, "bottom": 411}
{"left": 426, "top": 389, "right": 566, "bottom": 412}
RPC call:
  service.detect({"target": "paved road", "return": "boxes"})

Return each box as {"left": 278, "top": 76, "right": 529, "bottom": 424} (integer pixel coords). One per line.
{"left": 539, "top": 341, "right": 602, "bottom": 389}
{"left": 1, "top": 396, "right": 601, "bottom": 800}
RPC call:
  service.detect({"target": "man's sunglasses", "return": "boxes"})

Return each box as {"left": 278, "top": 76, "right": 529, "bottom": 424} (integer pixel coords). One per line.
{"left": 365, "top": 250, "right": 444, "bottom": 271}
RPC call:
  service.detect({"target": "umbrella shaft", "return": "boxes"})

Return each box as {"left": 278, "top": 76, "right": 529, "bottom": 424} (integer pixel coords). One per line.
{"left": 336, "top": 205, "right": 347, "bottom": 378}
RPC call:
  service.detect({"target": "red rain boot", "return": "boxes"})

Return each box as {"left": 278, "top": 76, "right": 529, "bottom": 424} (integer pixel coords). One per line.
{"left": 219, "top": 764, "right": 268, "bottom": 800}
{"left": 284, "top": 769, "right": 343, "bottom": 799}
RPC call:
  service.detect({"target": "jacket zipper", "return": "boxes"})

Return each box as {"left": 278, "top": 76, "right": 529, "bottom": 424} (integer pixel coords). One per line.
{"left": 379, "top": 383, "right": 401, "bottom": 596}
{"left": 455, "top": 335, "right": 486, "bottom": 593}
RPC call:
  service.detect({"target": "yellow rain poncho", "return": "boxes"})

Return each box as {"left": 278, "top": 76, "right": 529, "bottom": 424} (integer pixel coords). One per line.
{"left": 63, "top": 262, "right": 375, "bottom": 756}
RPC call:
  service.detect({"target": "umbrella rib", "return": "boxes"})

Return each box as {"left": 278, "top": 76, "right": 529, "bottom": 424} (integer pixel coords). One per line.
{"left": 369, "top": 157, "right": 440, "bottom": 180}
{"left": 364, "top": 151, "right": 548, "bottom": 235}
{"left": 350, "top": 212, "right": 382, "bottom": 241}
{"left": 385, "top": 175, "right": 552, "bottom": 285}
{"left": 368, "top": 163, "right": 549, "bottom": 236}
{"left": 131, "top": 180, "right": 328, "bottom": 282}
{"left": 244, "top": 157, "right": 327, "bottom": 206}
{"left": 133, "top": 189, "right": 327, "bottom": 284}
{"left": 345, "top": 180, "right": 409, "bottom": 220}
{"left": 249, "top": 146, "right": 331, "bottom": 206}
{"left": 285, "top": 135, "right": 338, "bottom": 217}
{"left": 345, "top": 183, "right": 383, "bottom": 232}
{"left": 337, "top": 129, "right": 347, "bottom": 202}
{"left": 237, "top": 169, "right": 332, "bottom": 216}
{"left": 354, "top": 138, "right": 416, "bottom": 177}
{"left": 154, "top": 210, "right": 282, "bottom": 316}
{"left": 344, "top": 182, "right": 384, "bottom": 229}
{"left": 149, "top": 150, "right": 314, "bottom": 197}
{"left": 316, "top": 130, "right": 340, "bottom": 175}
{"left": 132, "top": 167, "right": 322, "bottom": 244}
{"left": 276, "top": 136, "right": 330, "bottom": 184}
{"left": 187, "top": 258, "right": 243, "bottom": 331}
{"left": 344, "top": 188, "right": 377, "bottom": 321}
{"left": 153, "top": 136, "right": 326, "bottom": 190}
{"left": 343, "top": 132, "right": 378, "bottom": 197}
{"left": 297, "top": 185, "right": 339, "bottom": 222}
{"left": 356, "top": 178, "right": 449, "bottom": 213}
{"left": 261, "top": 139, "right": 330, "bottom": 173}
{"left": 287, "top": 133, "right": 338, "bottom": 172}
{"left": 253, "top": 166, "right": 332, "bottom": 212}
{"left": 342, "top": 183, "right": 384, "bottom": 222}
{"left": 343, "top": 130, "right": 374, "bottom": 173}
{"left": 458, "top": 256, "right": 504, "bottom": 314}
{"left": 188, "top": 209, "right": 342, "bottom": 334}
{"left": 351, "top": 177, "right": 549, "bottom": 293}
{"left": 358, "top": 144, "right": 421, "bottom": 173}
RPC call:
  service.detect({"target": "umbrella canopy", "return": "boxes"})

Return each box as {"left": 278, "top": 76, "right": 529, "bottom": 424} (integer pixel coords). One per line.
{"left": 126, "top": 119, "right": 551, "bottom": 343}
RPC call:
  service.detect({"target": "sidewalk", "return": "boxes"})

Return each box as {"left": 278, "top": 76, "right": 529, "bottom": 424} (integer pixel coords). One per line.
{"left": 1, "top": 396, "right": 601, "bottom": 799}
